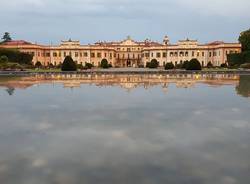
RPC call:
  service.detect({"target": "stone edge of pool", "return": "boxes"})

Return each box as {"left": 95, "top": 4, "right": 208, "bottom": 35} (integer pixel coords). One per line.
{"left": 0, "top": 70, "right": 250, "bottom": 76}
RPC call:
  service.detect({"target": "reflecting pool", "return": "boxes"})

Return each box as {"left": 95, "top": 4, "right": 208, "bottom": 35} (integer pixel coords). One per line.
{"left": 0, "top": 74, "right": 249, "bottom": 184}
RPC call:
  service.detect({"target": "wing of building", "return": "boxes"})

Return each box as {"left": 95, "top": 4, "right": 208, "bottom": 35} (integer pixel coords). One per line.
{"left": 0, "top": 36, "right": 241, "bottom": 67}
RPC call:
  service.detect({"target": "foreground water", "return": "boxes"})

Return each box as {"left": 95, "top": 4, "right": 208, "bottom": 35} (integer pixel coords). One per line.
{"left": 0, "top": 74, "right": 249, "bottom": 184}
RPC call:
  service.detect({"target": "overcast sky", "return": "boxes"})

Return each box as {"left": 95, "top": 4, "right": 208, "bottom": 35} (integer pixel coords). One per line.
{"left": 0, "top": 0, "right": 249, "bottom": 45}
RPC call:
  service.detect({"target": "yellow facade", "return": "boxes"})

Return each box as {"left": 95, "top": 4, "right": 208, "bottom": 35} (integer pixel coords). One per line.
{"left": 0, "top": 36, "right": 241, "bottom": 67}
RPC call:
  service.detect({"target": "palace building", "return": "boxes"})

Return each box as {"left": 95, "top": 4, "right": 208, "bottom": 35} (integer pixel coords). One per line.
{"left": 0, "top": 36, "right": 241, "bottom": 67}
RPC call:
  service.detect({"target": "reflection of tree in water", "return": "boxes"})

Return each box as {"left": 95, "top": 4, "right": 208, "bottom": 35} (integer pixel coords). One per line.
{"left": 236, "top": 75, "right": 250, "bottom": 97}
{"left": 6, "top": 87, "right": 15, "bottom": 96}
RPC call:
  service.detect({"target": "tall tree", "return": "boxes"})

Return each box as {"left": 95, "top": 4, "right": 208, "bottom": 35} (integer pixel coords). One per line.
{"left": 61, "top": 56, "right": 77, "bottom": 71}
{"left": 2, "top": 32, "right": 12, "bottom": 42}
{"left": 239, "top": 29, "right": 250, "bottom": 52}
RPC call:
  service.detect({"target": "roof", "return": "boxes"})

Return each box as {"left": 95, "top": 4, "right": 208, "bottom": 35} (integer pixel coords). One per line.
{"left": 2, "top": 40, "right": 32, "bottom": 45}
{"left": 207, "top": 41, "right": 225, "bottom": 45}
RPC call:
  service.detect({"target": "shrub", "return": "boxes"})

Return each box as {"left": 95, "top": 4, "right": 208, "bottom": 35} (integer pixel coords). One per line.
{"left": 61, "top": 56, "right": 77, "bottom": 71}
{"left": 48, "top": 63, "right": 54, "bottom": 69}
{"left": 100, "top": 59, "right": 109, "bottom": 68}
{"left": 220, "top": 63, "right": 228, "bottom": 68}
{"left": 175, "top": 63, "right": 182, "bottom": 69}
{"left": 240, "top": 63, "right": 250, "bottom": 69}
{"left": 186, "top": 59, "right": 202, "bottom": 70}
{"left": 85, "top": 63, "right": 93, "bottom": 69}
{"left": 77, "top": 64, "right": 84, "bottom": 70}
{"left": 56, "top": 63, "right": 62, "bottom": 69}
{"left": 182, "top": 60, "right": 189, "bottom": 69}
{"left": 0, "top": 55, "right": 8, "bottom": 63}
{"left": 35, "top": 61, "right": 42, "bottom": 68}
{"left": 207, "top": 62, "right": 213, "bottom": 68}
{"left": 146, "top": 59, "right": 159, "bottom": 68}
{"left": 165, "top": 62, "right": 175, "bottom": 70}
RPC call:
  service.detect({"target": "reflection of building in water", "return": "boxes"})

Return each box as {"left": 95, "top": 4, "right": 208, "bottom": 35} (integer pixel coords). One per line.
{"left": 0, "top": 74, "right": 241, "bottom": 94}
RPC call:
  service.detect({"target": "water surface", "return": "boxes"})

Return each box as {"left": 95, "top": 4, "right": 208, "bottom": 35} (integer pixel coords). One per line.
{"left": 0, "top": 74, "right": 249, "bottom": 184}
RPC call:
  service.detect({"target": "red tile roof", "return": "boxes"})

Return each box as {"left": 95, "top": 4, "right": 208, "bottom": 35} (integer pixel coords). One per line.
{"left": 2, "top": 40, "right": 32, "bottom": 45}
{"left": 207, "top": 41, "right": 225, "bottom": 45}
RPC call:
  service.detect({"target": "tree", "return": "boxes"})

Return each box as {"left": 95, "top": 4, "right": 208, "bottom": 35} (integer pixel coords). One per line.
{"left": 2, "top": 32, "right": 12, "bottom": 42}
{"left": 239, "top": 29, "right": 250, "bottom": 52}
{"left": 35, "top": 61, "right": 42, "bottom": 68}
{"left": 186, "top": 59, "right": 201, "bottom": 70}
{"left": 61, "top": 56, "right": 77, "bottom": 71}
{"left": 165, "top": 62, "right": 174, "bottom": 70}
{"left": 100, "top": 59, "right": 109, "bottom": 68}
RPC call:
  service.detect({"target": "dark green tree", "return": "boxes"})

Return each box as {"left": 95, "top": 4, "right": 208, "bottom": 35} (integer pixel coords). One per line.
{"left": 186, "top": 59, "right": 201, "bottom": 70}
{"left": 100, "top": 59, "right": 109, "bottom": 68}
{"left": 239, "top": 29, "right": 250, "bottom": 52}
{"left": 165, "top": 62, "right": 174, "bottom": 70}
{"left": 2, "top": 32, "right": 12, "bottom": 42}
{"left": 61, "top": 56, "right": 77, "bottom": 71}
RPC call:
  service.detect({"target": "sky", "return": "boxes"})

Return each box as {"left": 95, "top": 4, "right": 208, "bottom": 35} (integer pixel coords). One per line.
{"left": 0, "top": 0, "right": 249, "bottom": 45}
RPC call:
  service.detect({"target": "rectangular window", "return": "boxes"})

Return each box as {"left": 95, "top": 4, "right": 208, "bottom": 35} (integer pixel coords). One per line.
{"left": 75, "top": 52, "right": 79, "bottom": 57}
{"left": 156, "top": 53, "right": 161, "bottom": 58}
{"left": 97, "top": 53, "right": 101, "bottom": 58}
{"left": 46, "top": 52, "right": 50, "bottom": 57}
{"left": 163, "top": 53, "right": 166, "bottom": 58}
{"left": 202, "top": 52, "right": 204, "bottom": 57}
{"left": 53, "top": 52, "right": 57, "bottom": 57}
{"left": 84, "top": 52, "right": 88, "bottom": 57}
{"left": 64, "top": 52, "right": 66, "bottom": 57}
{"left": 91, "top": 53, "right": 95, "bottom": 58}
